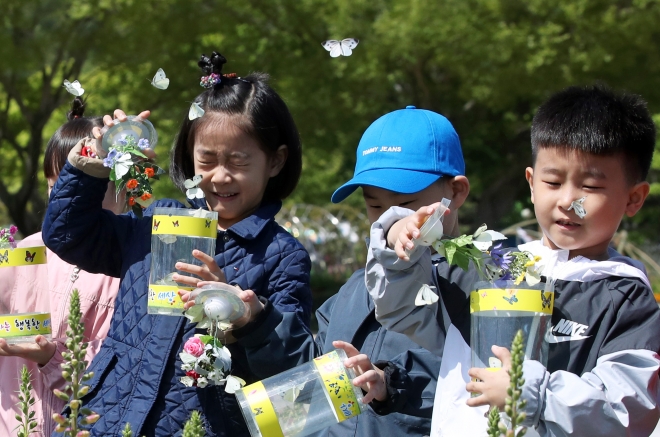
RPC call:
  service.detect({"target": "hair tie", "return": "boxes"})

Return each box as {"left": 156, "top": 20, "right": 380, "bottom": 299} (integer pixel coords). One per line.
{"left": 200, "top": 73, "right": 221, "bottom": 88}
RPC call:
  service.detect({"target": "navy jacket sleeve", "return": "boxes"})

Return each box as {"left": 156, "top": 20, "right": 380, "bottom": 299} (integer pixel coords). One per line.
{"left": 42, "top": 162, "right": 142, "bottom": 277}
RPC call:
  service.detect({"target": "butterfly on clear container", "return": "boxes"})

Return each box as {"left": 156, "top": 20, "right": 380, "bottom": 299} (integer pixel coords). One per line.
{"left": 321, "top": 38, "right": 359, "bottom": 57}
{"left": 151, "top": 68, "right": 170, "bottom": 90}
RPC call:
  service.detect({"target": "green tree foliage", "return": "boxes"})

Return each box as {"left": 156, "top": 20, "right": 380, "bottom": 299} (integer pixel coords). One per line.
{"left": 2, "top": 0, "right": 660, "bottom": 243}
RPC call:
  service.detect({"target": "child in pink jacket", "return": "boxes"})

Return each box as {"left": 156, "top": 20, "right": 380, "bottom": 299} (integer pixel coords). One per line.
{"left": 0, "top": 97, "right": 121, "bottom": 436}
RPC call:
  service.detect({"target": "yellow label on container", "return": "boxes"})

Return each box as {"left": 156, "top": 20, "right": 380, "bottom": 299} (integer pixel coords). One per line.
{"left": 470, "top": 288, "right": 553, "bottom": 314}
{"left": 0, "top": 246, "right": 47, "bottom": 267}
{"left": 313, "top": 351, "right": 361, "bottom": 422}
{"left": 0, "top": 313, "right": 52, "bottom": 338}
{"left": 147, "top": 284, "right": 194, "bottom": 309}
{"left": 242, "top": 381, "right": 284, "bottom": 437}
{"left": 151, "top": 215, "right": 217, "bottom": 238}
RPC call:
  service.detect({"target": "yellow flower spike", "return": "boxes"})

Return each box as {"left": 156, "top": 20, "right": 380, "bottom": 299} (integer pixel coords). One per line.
{"left": 524, "top": 260, "right": 535, "bottom": 267}
{"left": 514, "top": 273, "right": 525, "bottom": 285}
{"left": 534, "top": 256, "right": 542, "bottom": 262}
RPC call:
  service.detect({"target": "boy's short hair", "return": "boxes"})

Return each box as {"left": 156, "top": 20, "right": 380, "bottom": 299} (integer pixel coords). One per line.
{"left": 531, "top": 84, "right": 656, "bottom": 182}
{"left": 331, "top": 106, "right": 465, "bottom": 203}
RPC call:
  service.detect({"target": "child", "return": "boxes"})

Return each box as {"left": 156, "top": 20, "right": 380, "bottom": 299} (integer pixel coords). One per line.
{"left": 42, "top": 52, "right": 312, "bottom": 436}
{"left": 208, "top": 106, "right": 470, "bottom": 436}
{"left": 0, "top": 97, "right": 120, "bottom": 436}
{"left": 367, "top": 85, "right": 660, "bottom": 436}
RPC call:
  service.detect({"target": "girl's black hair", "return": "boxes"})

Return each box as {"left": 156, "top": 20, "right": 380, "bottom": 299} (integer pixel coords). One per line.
{"left": 531, "top": 84, "right": 656, "bottom": 183}
{"left": 170, "top": 51, "right": 303, "bottom": 202}
{"left": 43, "top": 97, "right": 103, "bottom": 178}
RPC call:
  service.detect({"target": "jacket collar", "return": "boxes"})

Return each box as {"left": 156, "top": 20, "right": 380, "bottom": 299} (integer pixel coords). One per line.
{"left": 188, "top": 197, "right": 282, "bottom": 241}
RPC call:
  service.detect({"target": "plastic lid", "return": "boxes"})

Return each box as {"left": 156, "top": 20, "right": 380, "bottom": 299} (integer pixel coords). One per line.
{"left": 101, "top": 116, "right": 158, "bottom": 153}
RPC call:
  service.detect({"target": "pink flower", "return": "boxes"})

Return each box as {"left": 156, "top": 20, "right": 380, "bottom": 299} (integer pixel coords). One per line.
{"left": 183, "top": 337, "right": 205, "bottom": 357}
{"left": 9, "top": 225, "right": 17, "bottom": 235}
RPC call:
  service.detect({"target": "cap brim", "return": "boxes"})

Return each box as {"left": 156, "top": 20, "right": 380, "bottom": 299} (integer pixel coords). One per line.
{"left": 331, "top": 168, "right": 442, "bottom": 203}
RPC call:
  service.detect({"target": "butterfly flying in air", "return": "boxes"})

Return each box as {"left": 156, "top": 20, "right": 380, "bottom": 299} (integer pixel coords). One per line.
{"left": 184, "top": 175, "right": 204, "bottom": 199}
{"left": 322, "top": 38, "right": 359, "bottom": 57}
{"left": 151, "top": 68, "right": 170, "bottom": 90}
{"left": 63, "top": 79, "right": 85, "bottom": 96}
{"left": 189, "top": 102, "right": 205, "bottom": 120}
{"left": 415, "top": 284, "right": 439, "bottom": 306}
{"left": 567, "top": 196, "right": 587, "bottom": 219}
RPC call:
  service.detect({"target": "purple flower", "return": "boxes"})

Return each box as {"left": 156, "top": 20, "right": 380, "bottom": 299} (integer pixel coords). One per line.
{"left": 138, "top": 138, "right": 150, "bottom": 150}
{"left": 9, "top": 225, "right": 17, "bottom": 235}
{"left": 116, "top": 138, "right": 128, "bottom": 146}
{"left": 0, "top": 229, "right": 5, "bottom": 237}
{"left": 103, "top": 149, "right": 119, "bottom": 168}
{"left": 490, "top": 244, "right": 512, "bottom": 270}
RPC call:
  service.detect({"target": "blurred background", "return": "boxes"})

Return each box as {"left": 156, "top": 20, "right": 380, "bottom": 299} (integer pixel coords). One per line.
{"left": 2, "top": 0, "right": 660, "bottom": 313}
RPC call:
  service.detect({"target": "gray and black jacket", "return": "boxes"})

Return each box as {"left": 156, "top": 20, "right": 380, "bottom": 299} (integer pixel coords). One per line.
{"left": 367, "top": 207, "right": 660, "bottom": 437}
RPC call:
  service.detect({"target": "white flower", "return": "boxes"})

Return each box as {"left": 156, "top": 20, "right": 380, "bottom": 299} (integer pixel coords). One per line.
{"left": 196, "top": 377, "right": 209, "bottom": 388}
{"left": 180, "top": 376, "right": 196, "bottom": 387}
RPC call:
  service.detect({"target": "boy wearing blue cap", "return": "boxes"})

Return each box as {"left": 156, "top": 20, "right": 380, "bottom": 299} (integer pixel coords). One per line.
{"left": 237, "top": 106, "right": 470, "bottom": 437}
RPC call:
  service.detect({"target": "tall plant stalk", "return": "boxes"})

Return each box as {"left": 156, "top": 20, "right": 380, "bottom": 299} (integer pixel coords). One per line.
{"left": 16, "top": 365, "right": 38, "bottom": 437}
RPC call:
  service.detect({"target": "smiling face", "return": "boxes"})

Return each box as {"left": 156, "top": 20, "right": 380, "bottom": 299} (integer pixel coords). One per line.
{"left": 526, "top": 147, "right": 649, "bottom": 260}
{"left": 192, "top": 115, "right": 287, "bottom": 230}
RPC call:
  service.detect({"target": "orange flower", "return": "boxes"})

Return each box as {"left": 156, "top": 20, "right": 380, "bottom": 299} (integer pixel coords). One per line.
{"left": 128, "top": 197, "right": 136, "bottom": 206}
{"left": 141, "top": 193, "right": 152, "bottom": 201}
{"left": 144, "top": 168, "right": 155, "bottom": 178}
{"left": 126, "top": 179, "right": 138, "bottom": 190}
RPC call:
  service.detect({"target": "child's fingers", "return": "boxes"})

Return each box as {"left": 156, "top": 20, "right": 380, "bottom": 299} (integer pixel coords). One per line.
{"left": 191, "top": 250, "right": 226, "bottom": 281}
{"left": 491, "top": 345, "right": 512, "bottom": 370}
{"left": 236, "top": 288, "right": 264, "bottom": 320}
{"left": 133, "top": 110, "right": 151, "bottom": 123}
{"left": 465, "top": 392, "right": 488, "bottom": 407}
{"left": 343, "top": 353, "right": 373, "bottom": 375}
{"left": 171, "top": 271, "right": 200, "bottom": 288}
{"left": 354, "top": 370, "right": 386, "bottom": 403}
{"left": 405, "top": 220, "right": 421, "bottom": 240}
{"left": 332, "top": 340, "right": 361, "bottom": 358}
{"left": 113, "top": 109, "right": 128, "bottom": 122}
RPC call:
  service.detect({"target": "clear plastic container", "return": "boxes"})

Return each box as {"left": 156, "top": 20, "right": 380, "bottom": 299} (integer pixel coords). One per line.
{"left": 148, "top": 207, "right": 218, "bottom": 316}
{"left": 470, "top": 280, "right": 554, "bottom": 374}
{"left": 100, "top": 115, "right": 158, "bottom": 157}
{"left": 405, "top": 197, "right": 451, "bottom": 257}
{"left": 0, "top": 239, "right": 51, "bottom": 344}
{"left": 235, "top": 349, "right": 368, "bottom": 437}
{"left": 193, "top": 283, "right": 249, "bottom": 330}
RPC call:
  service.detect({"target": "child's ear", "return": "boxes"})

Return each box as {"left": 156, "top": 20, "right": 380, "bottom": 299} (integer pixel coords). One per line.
{"left": 525, "top": 167, "right": 535, "bottom": 204}
{"left": 269, "top": 145, "right": 288, "bottom": 177}
{"left": 625, "top": 181, "right": 650, "bottom": 217}
{"left": 448, "top": 176, "right": 470, "bottom": 208}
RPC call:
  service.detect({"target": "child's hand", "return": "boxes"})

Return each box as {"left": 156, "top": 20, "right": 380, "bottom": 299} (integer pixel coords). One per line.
{"left": 387, "top": 203, "right": 443, "bottom": 260}
{"left": 91, "top": 109, "right": 156, "bottom": 159}
{"left": 173, "top": 250, "right": 226, "bottom": 290}
{"left": 333, "top": 340, "right": 387, "bottom": 403}
{"left": 465, "top": 345, "right": 512, "bottom": 409}
{"left": 0, "top": 335, "right": 57, "bottom": 366}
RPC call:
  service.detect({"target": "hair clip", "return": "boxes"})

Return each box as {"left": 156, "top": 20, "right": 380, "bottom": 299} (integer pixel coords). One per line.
{"left": 200, "top": 73, "right": 221, "bottom": 88}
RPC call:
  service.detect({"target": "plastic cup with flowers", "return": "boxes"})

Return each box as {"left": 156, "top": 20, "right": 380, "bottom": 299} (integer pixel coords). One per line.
{"left": 0, "top": 225, "right": 52, "bottom": 343}
{"left": 427, "top": 224, "right": 554, "bottom": 392}
{"left": 90, "top": 116, "right": 164, "bottom": 217}
{"left": 179, "top": 283, "right": 250, "bottom": 392}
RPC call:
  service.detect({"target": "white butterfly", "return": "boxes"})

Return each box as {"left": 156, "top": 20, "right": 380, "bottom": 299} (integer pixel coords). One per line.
{"left": 63, "top": 79, "right": 84, "bottom": 96}
{"left": 322, "top": 38, "right": 359, "bottom": 57}
{"left": 415, "top": 284, "right": 439, "bottom": 306}
{"left": 567, "top": 196, "right": 587, "bottom": 219}
{"left": 151, "top": 68, "right": 170, "bottom": 90}
{"left": 224, "top": 375, "right": 246, "bottom": 394}
{"left": 472, "top": 224, "right": 507, "bottom": 251}
{"left": 283, "top": 383, "right": 306, "bottom": 403}
{"left": 114, "top": 153, "right": 134, "bottom": 179}
{"left": 189, "top": 102, "right": 205, "bottom": 120}
{"left": 184, "top": 174, "right": 204, "bottom": 199}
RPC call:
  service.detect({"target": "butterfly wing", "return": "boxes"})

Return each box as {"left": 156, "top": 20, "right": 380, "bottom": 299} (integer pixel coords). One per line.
{"left": 189, "top": 102, "right": 205, "bottom": 120}
{"left": 151, "top": 68, "right": 170, "bottom": 90}
{"left": 415, "top": 284, "right": 439, "bottom": 306}
{"left": 63, "top": 79, "right": 85, "bottom": 96}
{"left": 114, "top": 154, "right": 133, "bottom": 179}
{"left": 339, "top": 38, "right": 359, "bottom": 56}
{"left": 322, "top": 40, "right": 342, "bottom": 57}
{"left": 184, "top": 175, "right": 203, "bottom": 189}
{"left": 224, "top": 375, "right": 246, "bottom": 394}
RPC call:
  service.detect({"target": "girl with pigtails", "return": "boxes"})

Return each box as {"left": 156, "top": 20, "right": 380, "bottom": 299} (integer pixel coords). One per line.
{"left": 42, "top": 52, "right": 312, "bottom": 436}
{"left": 0, "top": 97, "right": 121, "bottom": 436}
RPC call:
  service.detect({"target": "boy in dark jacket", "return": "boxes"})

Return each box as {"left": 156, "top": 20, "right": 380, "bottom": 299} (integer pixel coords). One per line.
{"left": 237, "top": 105, "right": 470, "bottom": 436}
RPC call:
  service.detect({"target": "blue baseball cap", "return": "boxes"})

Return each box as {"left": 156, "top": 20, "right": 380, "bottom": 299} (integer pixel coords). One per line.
{"left": 331, "top": 106, "right": 465, "bottom": 203}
